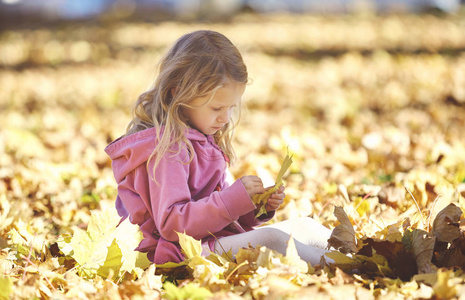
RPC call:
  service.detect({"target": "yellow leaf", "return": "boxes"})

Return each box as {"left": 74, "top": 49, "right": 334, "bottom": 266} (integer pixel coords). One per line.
{"left": 325, "top": 251, "right": 357, "bottom": 265}
{"left": 60, "top": 208, "right": 148, "bottom": 279}
{"left": 70, "top": 229, "right": 106, "bottom": 276}
{"left": 155, "top": 261, "right": 187, "bottom": 269}
{"left": 283, "top": 236, "right": 308, "bottom": 273}
{"left": 163, "top": 281, "right": 213, "bottom": 300}
{"left": 354, "top": 196, "right": 370, "bottom": 217}
{"left": 252, "top": 152, "right": 293, "bottom": 218}
{"left": 87, "top": 208, "right": 121, "bottom": 241}
{"left": 208, "top": 250, "right": 233, "bottom": 265}
{"left": 433, "top": 269, "right": 457, "bottom": 299}
{"left": 261, "top": 275, "right": 300, "bottom": 298}
{"left": 356, "top": 253, "right": 392, "bottom": 277}
{"left": 256, "top": 247, "right": 274, "bottom": 269}
{"left": 189, "top": 256, "right": 226, "bottom": 284}
{"left": 115, "top": 217, "right": 151, "bottom": 273}
{"left": 0, "top": 275, "right": 12, "bottom": 300}
{"left": 97, "top": 238, "right": 122, "bottom": 278}
{"left": 176, "top": 231, "right": 202, "bottom": 260}
{"left": 235, "top": 247, "right": 260, "bottom": 266}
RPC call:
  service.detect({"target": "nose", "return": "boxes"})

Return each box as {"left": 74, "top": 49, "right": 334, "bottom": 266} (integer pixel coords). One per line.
{"left": 218, "top": 109, "right": 231, "bottom": 124}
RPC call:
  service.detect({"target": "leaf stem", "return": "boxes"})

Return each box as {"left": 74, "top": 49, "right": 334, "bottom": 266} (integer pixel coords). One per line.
{"left": 405, "top": 186, "right": 426, "bottom": 228}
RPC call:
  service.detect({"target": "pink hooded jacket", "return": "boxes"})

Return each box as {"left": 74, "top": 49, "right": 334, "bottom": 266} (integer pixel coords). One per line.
{"left": 105, "top": 127, "right": 273, "bottom": 264}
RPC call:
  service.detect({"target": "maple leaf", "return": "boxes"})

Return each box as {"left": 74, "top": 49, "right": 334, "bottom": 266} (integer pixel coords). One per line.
{"left": 115, "top": 217, "right": 151, "bottom": 275}
{"left": 252, "top": 152, "right": 293, "bottom": 218}
{"left": 97, "top": 238, "right": 122, "bottom": 278}
{"left": 58, "top": 208, "right": 149, "bottom": 279}
{"left": 327, "top": 206, "right": 358, "bottom": 254}
{"left": 177, "top": 231, "right": 202, "bottom": 260}
{"left": 171, "top": 232, "right": 228, "bottom": 285}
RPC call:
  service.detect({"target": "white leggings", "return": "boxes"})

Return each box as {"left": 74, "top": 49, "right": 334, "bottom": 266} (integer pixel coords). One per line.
{"left": 214, "top": 217, "right": 333, "bottom": 266}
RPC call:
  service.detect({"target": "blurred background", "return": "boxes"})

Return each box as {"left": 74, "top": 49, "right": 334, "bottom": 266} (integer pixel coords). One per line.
{"left": 1, "top": 2, "right": 465, "bottom": 297}
{"left": 0, "top": 0, "right": 464, "bottom": 26}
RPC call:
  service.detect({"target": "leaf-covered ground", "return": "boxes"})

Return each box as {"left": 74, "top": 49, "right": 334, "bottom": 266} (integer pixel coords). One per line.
{"left": 1, "top": 11, "right": 465, "bottom": 299}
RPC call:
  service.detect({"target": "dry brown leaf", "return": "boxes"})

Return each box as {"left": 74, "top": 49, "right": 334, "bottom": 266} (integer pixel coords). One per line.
{"left": 432, "top": 203, "right": 462, "bottom": 243}
{"left": 412, "top": 229, "right": 437, "bottom": 274}
{"left": 437, "top": 242, "right": 465, "bottom": 269}
{"left": 327, "top": 206, "right": 357, "bottom": 254}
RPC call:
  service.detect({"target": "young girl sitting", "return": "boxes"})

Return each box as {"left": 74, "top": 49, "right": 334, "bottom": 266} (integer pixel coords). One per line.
{"left": 105, "top": 30, "right": 332, "bottom": 266}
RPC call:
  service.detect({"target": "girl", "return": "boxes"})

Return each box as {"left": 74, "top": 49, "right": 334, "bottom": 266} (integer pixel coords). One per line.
{"left": 105, "top": 30, "right": 332, "bottom": 266}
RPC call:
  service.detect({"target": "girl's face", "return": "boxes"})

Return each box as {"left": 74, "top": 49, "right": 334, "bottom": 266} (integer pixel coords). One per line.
{"left": 183, "top": 83, "right": 245, "bottom": 136}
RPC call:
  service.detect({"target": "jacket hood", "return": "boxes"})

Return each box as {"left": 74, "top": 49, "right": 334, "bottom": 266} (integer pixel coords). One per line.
{"left": 104, "top": 127, "right": 208, "bottom": 183}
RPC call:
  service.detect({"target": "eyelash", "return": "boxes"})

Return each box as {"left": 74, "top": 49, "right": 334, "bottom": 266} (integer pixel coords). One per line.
{"left": 212, "top": 105, "right": 236, "bottom": 112}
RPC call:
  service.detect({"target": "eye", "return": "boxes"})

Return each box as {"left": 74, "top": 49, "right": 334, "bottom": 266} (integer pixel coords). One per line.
{"left": 212, "top": 107, "right": 222, "bottom": 111}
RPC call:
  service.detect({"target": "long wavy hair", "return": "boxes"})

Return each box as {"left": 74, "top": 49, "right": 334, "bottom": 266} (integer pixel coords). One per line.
{"left": 125, "top": 30, "right": 248, "bottom": 180}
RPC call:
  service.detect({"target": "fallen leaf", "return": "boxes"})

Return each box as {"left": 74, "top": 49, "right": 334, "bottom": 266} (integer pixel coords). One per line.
{"left": 58, "top": 208, "right": 149, "bottom": 279}
{"left": 329, "top": 267, "right": 356, "bottom": 285}
{"left": 413, "top": 272, "right": 438, "bottom": 286}
{"left": 432, "top": 203, "right": 462, "bottom": 243}
{"left": 327, "top": 206, "right": 358, "bottom": 254}
{"left": 434, "top": 233, "right": 465, "bottom": 269}
{"left": 412, "top": 229, "right": 437, "bottom": 274}
{"left": 176, "top": 231, "right": 202, "bottom": 260}
{"left": 433, "top": 269, "right": 458, "bottom": 299}
{"left": 282, "top": 236, "right": 308, "bottom": 273}
{"left": 163, "top": 281, "right": 213, "bottom": 300}
{"left": 0, "top": 275, "right": 12, "bottom": 300}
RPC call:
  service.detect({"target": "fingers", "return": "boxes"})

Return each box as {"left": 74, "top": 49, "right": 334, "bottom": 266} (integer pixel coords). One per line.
{"left": 240, "top": 175, "right": 265, "bottom": 197}
{"left": 265, "top": 186, "right": 286, "bottom": 212}
{"left": 265, "top": 198, "right": 283, "bottom": 211}
{"left": 269, "top": 187, "right": 285, "bottom": 200}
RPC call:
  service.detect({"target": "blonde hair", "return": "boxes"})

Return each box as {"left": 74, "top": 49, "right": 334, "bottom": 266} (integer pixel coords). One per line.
{"left": 126, "top": 30, "right": 248, "bottom": 180}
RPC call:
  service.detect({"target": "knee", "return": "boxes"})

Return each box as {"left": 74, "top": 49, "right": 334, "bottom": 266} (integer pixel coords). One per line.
{"left": 294, "top": 217, "right": 331, "bottom": 234}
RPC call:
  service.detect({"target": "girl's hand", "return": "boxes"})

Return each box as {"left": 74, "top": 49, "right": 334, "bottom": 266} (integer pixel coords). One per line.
{"left": 240, "top": 176, "right": 265, "bottom": 198}
{"left": 265, "top": 185, "right": 285, "bottom": 212}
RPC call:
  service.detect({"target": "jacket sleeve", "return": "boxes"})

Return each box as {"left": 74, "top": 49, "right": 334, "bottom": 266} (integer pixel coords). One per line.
{"left": 220, "top": 168, "right": 275, "bottom": 228}
{"left": 237, "top": 209, "right": 275, "bottom": 228}
{"left": 149, "top": 150, "right": 256, "bottom": 242}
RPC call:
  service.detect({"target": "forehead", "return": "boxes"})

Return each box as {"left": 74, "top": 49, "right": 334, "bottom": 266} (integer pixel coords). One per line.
{"left": 210, "top": 83, "right": 245, "bottom": 104}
